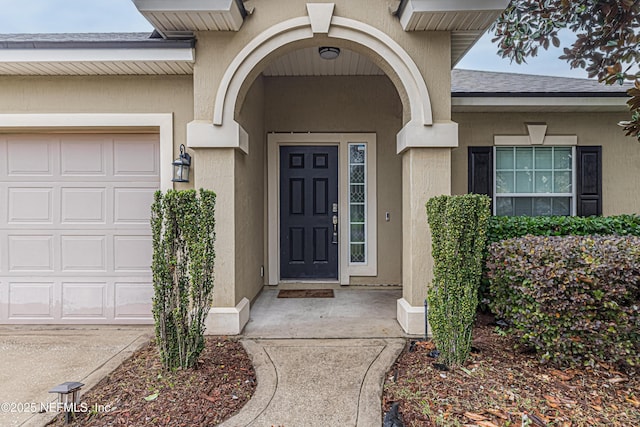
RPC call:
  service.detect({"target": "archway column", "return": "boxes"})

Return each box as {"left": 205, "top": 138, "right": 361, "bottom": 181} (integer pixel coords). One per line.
{"left": 193, "top": 147, "right": 250, "bottom": 335}
{"left": 396, "top": 123, "right": 457, "bottom": 335}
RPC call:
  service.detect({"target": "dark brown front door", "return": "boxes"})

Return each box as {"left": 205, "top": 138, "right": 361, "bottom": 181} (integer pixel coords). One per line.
{"left": 280, "top": 146, "right": 338, "bottom": 279}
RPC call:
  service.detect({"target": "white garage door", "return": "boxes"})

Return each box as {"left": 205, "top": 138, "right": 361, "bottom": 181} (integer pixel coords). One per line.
{"left": 0, "top": 134, "right": 160, "bottom": 324}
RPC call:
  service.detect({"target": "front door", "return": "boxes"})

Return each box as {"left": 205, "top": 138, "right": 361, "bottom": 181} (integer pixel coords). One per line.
{"left": 280, "top": 146, "right": 338, "bottom": 279}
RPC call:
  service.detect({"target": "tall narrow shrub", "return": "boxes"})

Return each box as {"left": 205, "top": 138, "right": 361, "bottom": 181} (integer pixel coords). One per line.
{"left": 151, "top": 189, "right": 216, "bottom": 370}
{"left": 426, "top": 194, "right": 491, "bottom": 367}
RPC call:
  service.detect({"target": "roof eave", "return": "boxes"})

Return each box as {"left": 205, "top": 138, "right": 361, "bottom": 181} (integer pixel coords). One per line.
{"left": 132, "top": 0, "right": 247, "bottom": 35}
{"left": 396, "top": 0, "right": 510, "bottom": 67}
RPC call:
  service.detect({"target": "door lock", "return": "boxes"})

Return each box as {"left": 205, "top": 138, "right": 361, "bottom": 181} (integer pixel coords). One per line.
{"left": 332, "top": 214, "right": 338, "bottom": 244}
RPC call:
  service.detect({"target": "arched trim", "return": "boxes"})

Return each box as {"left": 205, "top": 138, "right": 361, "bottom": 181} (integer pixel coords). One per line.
{"left": 212, "top": 14, "right": 433, "bottom": 128}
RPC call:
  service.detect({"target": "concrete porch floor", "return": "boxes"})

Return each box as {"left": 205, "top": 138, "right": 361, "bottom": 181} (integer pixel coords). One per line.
{"left": 242, "top": 287, "right": 408, "bottom": 339}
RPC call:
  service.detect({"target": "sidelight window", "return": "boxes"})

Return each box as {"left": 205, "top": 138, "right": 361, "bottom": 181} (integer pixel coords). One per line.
{"left": 348, "top": 143, "right": 366, "bottom": 263}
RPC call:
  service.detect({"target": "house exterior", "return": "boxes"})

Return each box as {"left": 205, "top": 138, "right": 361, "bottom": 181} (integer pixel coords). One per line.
{"left": 0, "top": 0, "right": 637, "bottom": 334}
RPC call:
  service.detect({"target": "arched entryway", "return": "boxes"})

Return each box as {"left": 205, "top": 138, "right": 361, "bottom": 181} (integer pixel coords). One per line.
{"left": 192, "top": 4, "right": 458, "bottom": 336}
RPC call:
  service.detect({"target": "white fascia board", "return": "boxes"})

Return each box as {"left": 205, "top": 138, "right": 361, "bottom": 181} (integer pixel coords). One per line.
{"left": 0, "top": 48, "right": 194, "bottom": 63}
{"left": 133, "top": 0, "right": 235, "bottom": 12}
{"left": 452, "top": 96, "right": 628, "bottom": 108}
{"left": 404, "top": 0, "right": 510, "bottom": 13}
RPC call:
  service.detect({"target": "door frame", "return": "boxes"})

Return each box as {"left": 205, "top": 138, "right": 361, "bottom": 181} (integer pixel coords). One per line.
{"left": 267, "top": 133, "right": 377, "bottom": 285}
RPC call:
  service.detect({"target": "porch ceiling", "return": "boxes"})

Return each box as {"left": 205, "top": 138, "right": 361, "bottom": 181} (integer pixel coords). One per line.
{"left": 262, "top": 47, "right": 385, "bottom": 77}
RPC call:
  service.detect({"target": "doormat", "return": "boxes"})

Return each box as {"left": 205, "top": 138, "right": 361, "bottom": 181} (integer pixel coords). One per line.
{"left": 277, "top": 289, "right": 335, "bottom": 298}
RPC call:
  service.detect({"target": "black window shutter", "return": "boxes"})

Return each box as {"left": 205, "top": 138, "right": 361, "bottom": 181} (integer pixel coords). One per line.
{"left": 576, "top": 146, "right": 602, "bottom": 216}
{"left": 468, "top": 146, "right": 493, "bottom": 198}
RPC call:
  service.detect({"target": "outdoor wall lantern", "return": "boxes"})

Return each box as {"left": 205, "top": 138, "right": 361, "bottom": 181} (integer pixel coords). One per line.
{"left": 319, "top": 46, "right": 340, "bottom": 60}
{"left": 172, "top": 144, "right": 191, "bottom": 183}
{"left": 48, "top": 381, "right": 84, "bottom": 424}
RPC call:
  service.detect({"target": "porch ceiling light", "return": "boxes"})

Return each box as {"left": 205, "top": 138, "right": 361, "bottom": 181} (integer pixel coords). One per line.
{"left": 319, "top": 46, "right": 340, "bottom": 60}
{"left": 172, "top": 144, "right": 192, "bottom": 183}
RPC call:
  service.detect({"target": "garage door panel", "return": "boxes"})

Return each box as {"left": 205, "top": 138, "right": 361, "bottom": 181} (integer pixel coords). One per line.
{"left": 8, "top": 235, "right": 54, "bottom": 271}
{"left": 62, "top": 282, "right": 107, "bottom": 319}
{"left": 114, "top": 282, "right": 153, "bottom": 319}
{"left": 113, "top": 137, "right": 159, "bottom": 176}
{"left": 61, "top": 187, "right": 106, "bottom": 224}
{"left": 8, "top": 187, "right": 53, "bottom": 223}
{"left": 114, "top": 236, "right": 153, "bottom": 272}
{"left": 61, "top": 236, "right": 106, "bottom": 272}
{"left": 114, "top": 187, "right": 157, "bottom": 224}
{"left": 8, "top": 282, "right": 54, "bottom": 319}
{"left": 61, "top": 139, "right": 106, "bottom": 176}
{"left": 1, "top": 133, "right": 159, "bottom": 324}
{"left": 7, "top": 137, "right": 54, "bottom": 176}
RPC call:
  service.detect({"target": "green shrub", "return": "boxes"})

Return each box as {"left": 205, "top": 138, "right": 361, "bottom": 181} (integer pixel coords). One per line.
{"left": 487, "top": 234, "right": 640, "bottom": 368}
{"left": 479, "top": 214, "right": 640, "bottom": 311}
{"left": 487, "top": 214, "right": 640, "bottom": 243}
{"left": 151, "top": 189, "right": 216, "bottom": 370}
{"left": 426, "top": 194, "right": 491, "bottom": 367}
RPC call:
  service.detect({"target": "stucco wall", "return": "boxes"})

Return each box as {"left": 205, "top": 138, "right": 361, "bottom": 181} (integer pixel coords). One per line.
{"left": 235, "top": 76, "right": 266, "bottom": 304}
{"left": 264, "top": 75, "right": 403, "bottom": 284}
{"left": 452, "top": 112, "right": 640, "bottom": 215}
{"left": 193, "top": 0, "right": 451, "bottom": 125}
{"left": 0, "top": 75, "right": 194, "bottom": 180}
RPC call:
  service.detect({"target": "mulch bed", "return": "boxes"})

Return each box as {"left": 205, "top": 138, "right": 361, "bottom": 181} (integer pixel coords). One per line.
{"left": 383, "top": 315, "right": 639, "bottom": 427}
{"left": 47, "top": 337, "right": 256, "bottom": 427}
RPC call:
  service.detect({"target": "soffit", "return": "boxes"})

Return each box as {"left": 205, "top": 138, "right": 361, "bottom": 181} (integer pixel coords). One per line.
{"left": 132, "top": 0, "right": 246, "bottom": 37}
{"left": 0, "top": 33, "right": 194, "bottom": 76}
{"left": 397, "top": 0, "right": 510, "bottom": 66}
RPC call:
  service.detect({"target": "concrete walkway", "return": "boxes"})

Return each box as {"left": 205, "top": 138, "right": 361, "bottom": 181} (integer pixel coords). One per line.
{"left": 222, "top": 288, "right": 409, "bottom": 427}
{"left": 0, "top": 288, "right": 409, "bottom": 427}
{"left": 0, "top": 325, "right": 151, "bottom": 427}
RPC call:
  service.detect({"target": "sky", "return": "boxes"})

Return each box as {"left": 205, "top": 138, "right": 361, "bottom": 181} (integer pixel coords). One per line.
{"left": 0, "top": 0, "right": 591, "bottom": 79}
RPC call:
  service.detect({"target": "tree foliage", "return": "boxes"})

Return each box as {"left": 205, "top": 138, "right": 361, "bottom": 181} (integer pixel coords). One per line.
{"left": 492, "top": 0, "right": 640, "bottom": 140}
{"left": 426, "top": 194, "right": 491, "bottom": 367}
{"left": 151, "top": 189, "right": 216, "bottom": 370}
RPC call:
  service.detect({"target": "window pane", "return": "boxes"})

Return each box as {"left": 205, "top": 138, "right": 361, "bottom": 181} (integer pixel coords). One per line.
{"left": 496, "top": 147, "right": 514, "bottom": 169}
{"left": 496, "top": 197, "right": 514, "bottom": 216}
{"left": 514, "top": 197, "right": 532, "bottom": 216}
{"left": 350, "top": 204, "right": 365, "bottom": 222}
{"left": 533, "top": 197, "right": 552, "bottom": 216}
{"left": 554, "top": 171, "right": 572, "bottom": 193}
{"left": 554, "top": 147, "right": 572, "bottom": 169}
{"left": 535, "top": 147, "right": 552, "bottom": 169}
{"left": 350, "top": 244, "right": 365, "bottom": 263}
{"left": 516, "top": 171, "right": 533, "bottom": 193}
{"left": 350, "top": 224, "right": 365, "bottom": 243}
{"left": 534, "top": 171, "right": 553, "bottom": 193}
{"left": 350, "top": 184, "right": 365, "bottom": 203}
{"left": 349, "top": 144, "right": 365, "bottom": 164}
{"left": 350, "top": 165, "right": 365, "bottom": 183}
{"left": 496, "top": 171, "right": 514, "bottom": 193}
{"left": 552, "top": 197, "right": 571, "bottom": 215}
{"left": 515, "top": 147, "right": 533, "bottom": 169}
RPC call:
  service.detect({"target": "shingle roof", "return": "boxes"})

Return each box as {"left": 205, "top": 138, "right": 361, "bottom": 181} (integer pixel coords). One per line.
{"left": 452, "top": 69, "right": 632, "bottom": 96}
{"left": 0, "top": 32, "right": 194, "bottom": 49}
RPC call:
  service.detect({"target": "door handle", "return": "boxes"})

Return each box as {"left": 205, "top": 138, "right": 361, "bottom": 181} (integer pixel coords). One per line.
{"left": 332, "top": 214, "right": 338, "bottom": 244}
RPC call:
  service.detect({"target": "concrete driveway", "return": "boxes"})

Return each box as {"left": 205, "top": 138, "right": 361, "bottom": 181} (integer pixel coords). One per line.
{"left": 0, "top": 325, "right": 152, "bottom": 427}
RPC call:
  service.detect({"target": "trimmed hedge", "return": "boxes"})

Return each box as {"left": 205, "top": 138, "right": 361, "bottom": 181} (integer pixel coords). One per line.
{"left": 487, "top": 214, "right": 640, "bottom": 243}
{"left": 151, "top": 189, "right": 216, "bottom": 370}
{"left": 426, "top": 194, "right": 491, "bottom": 367}
{"left": 479, "top": 214, "right": 640, "bottom": 311}
{"left": 487, "top": 234, "right": 640, "bottom": 368}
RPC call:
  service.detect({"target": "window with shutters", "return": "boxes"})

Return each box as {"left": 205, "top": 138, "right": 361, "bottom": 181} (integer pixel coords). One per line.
{"left": 494, "top": 146, "right": 575, "bottom": 216}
